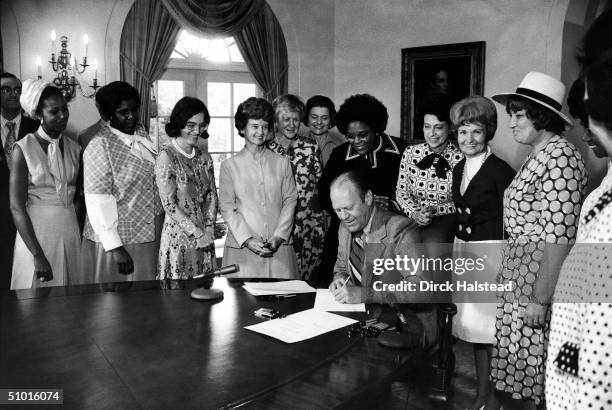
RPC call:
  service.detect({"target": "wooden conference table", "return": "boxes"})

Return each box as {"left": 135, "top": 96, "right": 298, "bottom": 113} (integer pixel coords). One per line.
{"left": 0, "top": 279, "right": 419, "bottom": 409}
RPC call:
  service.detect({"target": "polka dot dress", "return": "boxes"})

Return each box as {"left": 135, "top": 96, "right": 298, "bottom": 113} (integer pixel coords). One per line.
{"left": 491, "top": 135, "right": 587, "bottom": 405}
{"left": 395, "top": 142, "right": 463, "bottom": 218}
{"left": 546, "top": 161, "right": 612, "bottom": 409}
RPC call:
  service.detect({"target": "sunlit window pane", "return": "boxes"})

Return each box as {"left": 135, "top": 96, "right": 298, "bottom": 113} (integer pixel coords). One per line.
{"left": 172, "top": 30, "right": 246, "bottom": 63}
{"left": 229, "top": 44, "right": 244, "bottom": 63}
{"left": 208, "top": 39, "right": 230, "bottom": 62}
{"left": 234, "top": 130, "right": 245, "bottom": 151}
{"left": 233, "top": 83, "right": 256, "bottom": 113}
{"left": 210, "top": 153, "right": 231, "bottom": 189}
{"left": 208, "top": 118, "right": 232, "bottom": 152}
{"left": 208, "top": 82, "right": 231, "bottom": 116}
{"left": 157, "top": 80, "right": 184, "bottom": 117}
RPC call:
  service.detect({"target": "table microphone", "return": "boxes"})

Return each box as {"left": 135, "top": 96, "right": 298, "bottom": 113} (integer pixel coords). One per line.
{"left": 191, "top": 264, "right": 240, "bottom": 300}
{"left": 192, "top": 264, "right": 240, "bottom": 280}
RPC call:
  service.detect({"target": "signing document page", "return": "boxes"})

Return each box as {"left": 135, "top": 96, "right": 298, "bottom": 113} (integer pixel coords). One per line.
{"left": 243, "top": 280, "right": 316, "bottom": 296}
{"left": 313, "top": 289, "right": 366, "bottom": 312}
{"left": 245, "top": 308, "right": 357, "bottom": 343}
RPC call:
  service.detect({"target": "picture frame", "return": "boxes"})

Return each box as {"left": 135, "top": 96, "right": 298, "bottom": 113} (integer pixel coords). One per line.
{"left": 401, "top": 41, "right": 486, "bottom": 141}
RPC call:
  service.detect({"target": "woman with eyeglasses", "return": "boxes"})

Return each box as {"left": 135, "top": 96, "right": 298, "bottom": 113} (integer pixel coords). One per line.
{"left": 155, "top": 97, "right": 217, "bottom": 286}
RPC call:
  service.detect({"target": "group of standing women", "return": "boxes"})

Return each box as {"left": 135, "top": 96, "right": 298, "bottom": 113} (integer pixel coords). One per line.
{"left": 8, "top": 84, "right": 341, "bottom": 288}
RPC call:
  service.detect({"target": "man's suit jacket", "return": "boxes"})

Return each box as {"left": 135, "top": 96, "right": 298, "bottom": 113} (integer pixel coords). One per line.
{"left": 333, "top": 206, "right": 438, "bottom": 345}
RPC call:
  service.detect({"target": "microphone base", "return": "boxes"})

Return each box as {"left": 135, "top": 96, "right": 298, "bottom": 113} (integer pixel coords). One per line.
{"left": 190, "top": 288, "right": 224, "bottom": 300}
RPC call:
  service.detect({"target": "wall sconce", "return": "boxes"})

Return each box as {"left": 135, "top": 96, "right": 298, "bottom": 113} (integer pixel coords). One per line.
{"left": 38, "top": 30, "right": 100, "bottom": 102}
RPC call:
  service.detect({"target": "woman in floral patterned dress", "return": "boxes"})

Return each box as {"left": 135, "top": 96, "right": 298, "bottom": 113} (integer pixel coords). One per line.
{"left": 156, "top": 97, "right": 217, "bottom": 286}
{"left": 268, "top": 94, "right": 326, "bottom": 281}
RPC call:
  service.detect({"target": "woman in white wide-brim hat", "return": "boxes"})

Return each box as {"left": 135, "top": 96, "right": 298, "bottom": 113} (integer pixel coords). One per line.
{"left": 488, "top": 72, "right": 588, "bottom": 409}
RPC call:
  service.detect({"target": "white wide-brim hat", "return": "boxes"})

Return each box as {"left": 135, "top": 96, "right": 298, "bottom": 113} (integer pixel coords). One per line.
{"left": 492, "top": 71, "right": 573, "bottom": 128}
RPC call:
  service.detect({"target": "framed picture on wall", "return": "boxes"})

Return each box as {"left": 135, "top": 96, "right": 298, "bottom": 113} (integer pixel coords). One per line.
{"left": 401, "top": 41, "right": 485, "bottom": 141}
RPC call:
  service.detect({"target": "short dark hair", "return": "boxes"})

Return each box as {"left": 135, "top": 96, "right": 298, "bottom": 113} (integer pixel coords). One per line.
{"left": 304, "top": 95, "right": 336, "bottom": 127}
{"left": 450, "top": 96, "right": 498, "bottom": 141}
{"left": 330, "top": 170, "right": 372, "bottom": 201}
{"left": 418, "top": 93, "right": 452, "bottom": 124}
{"left": 234, "top": 97, "right": 273, "bottom": 137}
{"left": 0, "top": 72, "right": 19, "bottom": 83}
{"left": 165, "top": 97, "right": 210, "bottom": 138}
{"left": 35, "top": 86, "right": 64, "bottom": 116}
{"left": 567, "top": 78, "right": 587, "bottom": 126}
{"left": 96, "top": 81, "right": 141, "bottom": 119}
{"left": 577, "top": 9, "right": 612, "bottom": 74}
{"left": 586, "top": 54, "right": 612, "bottom": 131}
{"left": 335, "top": 94, "right": 388, "bottom": 135}
{"left": 505, "top": 96, "right": 565, "bottom": 135}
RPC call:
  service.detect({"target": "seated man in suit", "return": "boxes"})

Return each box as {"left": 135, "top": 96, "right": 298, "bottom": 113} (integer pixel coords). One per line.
{"left": 328, "top": 170, "right": 438, "bottom": 346}
{"left": 1, "top": 72, "right": 39, "bottom": 289}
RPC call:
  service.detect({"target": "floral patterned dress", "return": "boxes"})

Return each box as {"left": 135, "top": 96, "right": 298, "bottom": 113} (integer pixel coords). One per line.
{"left": 155, "top": 143, "right": 217, "bottom": 280}
{"left": 490, "top": 135, "right": 587, "bottom": 405}
{"left": 268, "top": 136, "right": 326, "bottom": 281}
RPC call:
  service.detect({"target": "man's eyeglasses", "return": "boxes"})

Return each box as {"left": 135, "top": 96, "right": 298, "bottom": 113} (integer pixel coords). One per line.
{"left": 0, "top": 87, "right": 22, "bottom": 95}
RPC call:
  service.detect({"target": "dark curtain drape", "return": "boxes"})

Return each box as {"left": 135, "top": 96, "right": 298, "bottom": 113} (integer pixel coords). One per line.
{"left": 235, "top": 3, "right": 288, "bottom": 101}
{"left": 160, "top": 0, "right": 264, "bottom": 36}
{"left": 120, "top": 0, "right": 288, "bottom": 125}
{"left": 120, "top": 0, "right": 180, "bottom": 129}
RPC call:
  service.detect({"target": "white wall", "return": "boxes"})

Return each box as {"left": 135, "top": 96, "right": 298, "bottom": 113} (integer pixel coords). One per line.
{"left": 334, "top": 0, "right": 570, "bottom": 170}
{"left": 0, "top": 0, "right": 127, "bottom": 137}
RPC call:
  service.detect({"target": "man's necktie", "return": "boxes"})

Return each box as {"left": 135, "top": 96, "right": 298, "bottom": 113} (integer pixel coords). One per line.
{"left": 4, "top": 121, "right": 16, "bottom": 170}
{"left": 348, "top": 232, "right": 364, "bottom": 285}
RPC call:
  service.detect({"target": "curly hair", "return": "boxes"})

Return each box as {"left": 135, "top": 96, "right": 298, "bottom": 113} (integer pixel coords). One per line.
{"left": 335, "top": 94, "right": 388, "bottom": 135}
{"left": 272, "top": 94, "right": 305, "bottom": 124}
{"left": 505, "top": 96, "right": 565, "bottom": 135}
{"left": 165, "top": 97, "right": 210, "bottom": 139}
{"left": 567, "top": 78, "right": 587, "bottom": 126}
{"left": 304, "top": 95, "right": 336, "bottom": 127}
{"left": 96, "top": 81, "right": 141, "bottom": 119}
{"left": 586, "top": 54, "right": 612, "bottom": 131}
{"left": 450, "top": 96, "right": 498, "bottom": 141}
{"left": 234, "top": 97, "right": 273, "bottom": 137}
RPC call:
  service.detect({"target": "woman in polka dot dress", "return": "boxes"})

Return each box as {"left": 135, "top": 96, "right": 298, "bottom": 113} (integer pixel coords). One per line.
{"left": 546, "top": 56, "right": 612, "bottom": 410}
{"left": 490, "top": 72, "right": 587, "bottom": 409}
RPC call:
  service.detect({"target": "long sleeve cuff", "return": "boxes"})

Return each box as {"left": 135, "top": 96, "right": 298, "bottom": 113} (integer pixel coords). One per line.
{"left": 85, "top": 193, "right": 123, "bottom": 251}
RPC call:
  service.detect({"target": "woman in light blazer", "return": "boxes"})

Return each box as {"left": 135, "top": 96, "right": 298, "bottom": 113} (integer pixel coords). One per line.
{"left": 219, "top": 97, "right": 298, "bottom": 279}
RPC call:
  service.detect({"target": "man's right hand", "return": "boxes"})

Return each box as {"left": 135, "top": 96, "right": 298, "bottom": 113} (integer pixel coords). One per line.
{"left": 111, "top": 246, "right": 134, "bottom": 275}
{"left": 245, "top": 238, "right": 273, "bottom": 257}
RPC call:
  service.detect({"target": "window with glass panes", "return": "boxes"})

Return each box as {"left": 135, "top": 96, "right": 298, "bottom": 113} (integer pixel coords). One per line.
{"left": 207, "top": 82, "right": 257, "bottom": 190}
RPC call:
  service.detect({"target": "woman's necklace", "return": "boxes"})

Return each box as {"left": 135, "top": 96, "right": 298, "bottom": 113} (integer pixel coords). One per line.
{"left": 172, "top": 138, "right": 195, "bottom": 158}
{"left": 463, "top": 149, "right": 489, "bottom": 183}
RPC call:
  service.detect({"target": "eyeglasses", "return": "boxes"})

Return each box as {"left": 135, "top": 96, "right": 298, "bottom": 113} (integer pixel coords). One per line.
{"left": 0, "top": 87, "right": 21, "bottom": 95}
{"left": 185, "top": 122, "right": 208, "bottom": 132}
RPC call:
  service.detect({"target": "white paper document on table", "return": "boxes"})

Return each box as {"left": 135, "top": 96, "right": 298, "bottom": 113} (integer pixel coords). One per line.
{"left": 245, "top": 308, "right": 357, "bottom": 343}
{"left": 313, "top": 289, "right": 366, "bottom": 312}
{"left": 242, "top": 280, "right": 316, "bottom": 296}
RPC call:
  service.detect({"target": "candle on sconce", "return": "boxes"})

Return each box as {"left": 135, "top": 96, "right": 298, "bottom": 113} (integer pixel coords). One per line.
{"left": 36, "top": 56, "right": 42, "bottom": 79}
{"left": 51, "top": 30, "right": 57, "bottom": 51}
{"left": 70, "top": 55, "right": 76, "bottom": 82}
{"left": 83, "top": 34, "right": 89, "bottom": 58}
{"left": 92, "top": 58, "right": 98, "bottom": 80}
